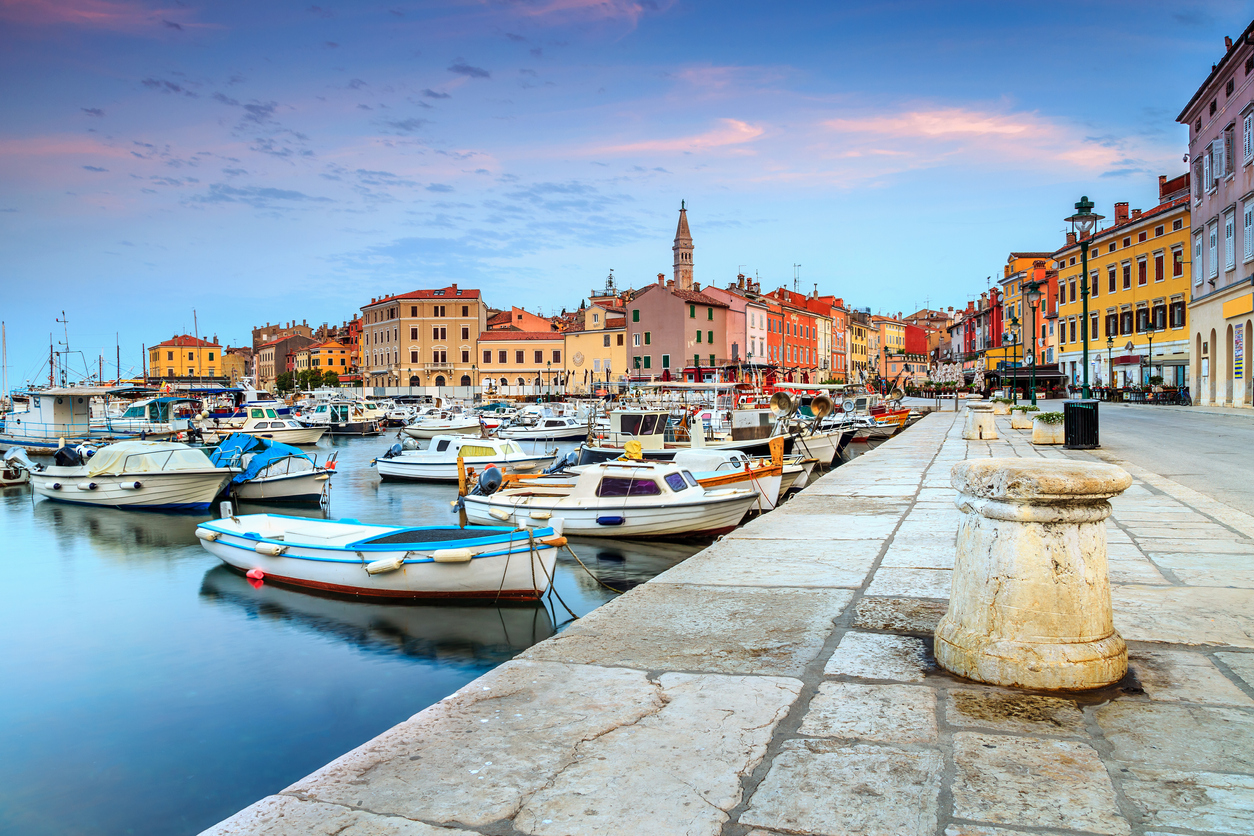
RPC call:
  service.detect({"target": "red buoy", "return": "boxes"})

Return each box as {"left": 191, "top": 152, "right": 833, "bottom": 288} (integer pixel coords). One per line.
{"left": 246, "top": 568, "right": 264, "bottom": 580}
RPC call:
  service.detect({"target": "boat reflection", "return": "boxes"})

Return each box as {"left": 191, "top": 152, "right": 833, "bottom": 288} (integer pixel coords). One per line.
{"left": 561, "top": 537, "right": 699, "bottom": 593}
{"left": 33, "top": 499, "right": 204, "bottom": 552}
{"left": 198, "top": 565, "right": 555, "bottom": 668}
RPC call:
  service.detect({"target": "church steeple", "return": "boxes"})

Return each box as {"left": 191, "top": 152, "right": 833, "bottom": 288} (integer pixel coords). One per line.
{"left": 672, "top": 200, "right": 693, "bottom": 290}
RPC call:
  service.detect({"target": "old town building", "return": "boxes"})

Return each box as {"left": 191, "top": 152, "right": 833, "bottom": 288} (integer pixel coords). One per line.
{"left": 360, "top": 285, "right": 487, "bottom": 388}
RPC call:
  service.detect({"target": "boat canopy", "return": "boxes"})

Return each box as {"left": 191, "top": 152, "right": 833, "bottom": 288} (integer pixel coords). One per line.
{"left": 85, "top": 441, "right": 214, "bottom": 475}
{"left": 208, "top": 433, "right": 312, "bottom": 485}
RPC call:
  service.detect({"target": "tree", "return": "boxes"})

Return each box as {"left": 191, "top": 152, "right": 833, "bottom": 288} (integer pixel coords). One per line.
{"left": 322, "top": 370, "right": 339, "bottom": 387}
{"left": 275, "top": 371, "right": 294, "bottom": 393}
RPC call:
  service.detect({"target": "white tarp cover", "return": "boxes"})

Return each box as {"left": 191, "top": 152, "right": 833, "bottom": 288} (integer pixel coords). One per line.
{"left": 86, "top": 441, "right": 213, "bottom": 476}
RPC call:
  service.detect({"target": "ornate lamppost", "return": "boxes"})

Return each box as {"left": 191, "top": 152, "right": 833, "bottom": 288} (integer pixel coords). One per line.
{"left": 1024, "top": 279, "right": 1043, "bottom": 405}
{"left": 1106, "top": 336, "right": 1114, "bottom": 397}
{"left": 1064, "top": 197, "right": 1104, "bottom": 399}
{"left": 1144, "top": 320, "right": 1157, "bottom": 386}
{"left": 1007, "top": 314, "right": 1019, "bottom": 404}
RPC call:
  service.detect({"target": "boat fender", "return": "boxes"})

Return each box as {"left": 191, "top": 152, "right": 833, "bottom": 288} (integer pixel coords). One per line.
{"left": 246, "top": 568, "right": 265, "bottom": 580}
{"left": 365, "top": 555, "right": 406, "bottom": 574}
{"left": 488, "top": 508, "right": 512, "bottom": 521}
{"left": 538, "top": 535, "right": 568, "bottom": 547}
{"left": 254, "top": 542, "right": 288, "bottom": 556}
{"left": 195, "top": 528, "right": 221, "bottom": 541}
{"left": 51, "top": 482, "right": 61, "bottom": 490}
{"left": 120, "top": 481, "right": 142, "bottom": 490}
{"left": 530, "top": 510, "right": 552, "bottom": 520}
{"left": 77, "top": 482, "right": 98, "bottom": 491}
{"left": 432, "top": 548, "right": 473, "bottom": 563}
{"left": 596, "top": 515, "right": 625, "bottom": 526}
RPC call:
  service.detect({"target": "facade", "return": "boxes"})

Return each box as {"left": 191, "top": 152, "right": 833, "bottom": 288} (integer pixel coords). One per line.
{"left": 1053, "top": 176, "right": 1192, "bottom": 388}
{"left": 487, "top": 306, "right": 556, "bottom": 332}
{"left": 149, "top": 335, "right": 224, "bottom": 381}
{"left": 477, "top": 331, "right": 565, "bottom": 392}
{"left": 222, "top": 346, "right": 251, "bottom": 383}
{"left": 294, "top": 341, "right": 352, "bottom": 378}
{"left": 251, "top": 320, "right": 312, "bottom": 353}
{"left": 255, "top": 334, "right": 315, "bottom": 389}
{"left": 765, "top": 288, "right": 822, "bottom": 383}
{"left": 1177, "top": 23, "right": 1254, "bottom": 406}
{"left": 828, "top": 300, "right": 848, "bottom": 382}
{"left": 848, "top": 309, "right": 871, "bottom": 382}
{"left": 701, "top": 284, "right": 749, "bottom": 365}
{"left": 873, "top": 317, "right": 927, "bottom": 386}
{"left": 360, "top": 285, "right": 488, "bottom": 388}
{"left": 627, "top": 275, "right": 728, "bottom": 381}
{"left": 563, "top": 304, "right": 627, "bottom": 393}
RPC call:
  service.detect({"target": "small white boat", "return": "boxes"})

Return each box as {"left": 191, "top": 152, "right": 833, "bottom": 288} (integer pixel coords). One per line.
{"left": 376, "top": 435, "right": 553, "bottom": 482}
{"left": 209, "top": 434, "right": 335, "bottom": 504}
{"left": 2, "top": 448, "right": 31, "bottom": 486}
{"left": 463, "top": 460, "right": 759, "bottom": 539}
{"left": 28, "top": 441, "right": 235, "bottom": 511}
{"left": 299, "top": 401, "right": 381, "bottom": 436}
{"left": 403, "top": 409, "right": 482, "bottom": 439}
{"left": 672, "top": 448, "right": 783, "bottom": 513}
{"left": 232, "top": 414, "right": 327, "bottom": 445}
{"left": 498, "top": 415, "right": 587, "bottom": 441}
{"left": 195, "top": 511, "right": 564, "bottom": 600}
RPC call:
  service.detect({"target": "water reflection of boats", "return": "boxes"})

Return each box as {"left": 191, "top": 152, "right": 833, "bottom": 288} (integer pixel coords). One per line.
{"left": 33, "top": 499, "right": 203, "bottom": 552}
{"left": 198, "top": 565, "right": 554, "bottom": 666}
{"left": 560, "top": 537, "right": 698, "bottom": 593}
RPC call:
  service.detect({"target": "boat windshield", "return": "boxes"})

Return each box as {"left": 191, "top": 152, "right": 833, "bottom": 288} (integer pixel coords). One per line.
{"left": 596, "top": 476, "right": 662, "bottom": 497}
{"left": 664, "top": 473, "right": 688, "bottom": 492}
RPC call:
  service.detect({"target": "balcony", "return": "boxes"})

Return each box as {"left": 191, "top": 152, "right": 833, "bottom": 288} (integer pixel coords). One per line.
{"left": 423, "top": 361, "right": 456, "bottom": 372}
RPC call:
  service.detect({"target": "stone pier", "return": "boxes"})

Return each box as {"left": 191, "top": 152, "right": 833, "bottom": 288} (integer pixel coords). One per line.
{"left": 207, "top": 409, "right": 1254, "bottom": 836}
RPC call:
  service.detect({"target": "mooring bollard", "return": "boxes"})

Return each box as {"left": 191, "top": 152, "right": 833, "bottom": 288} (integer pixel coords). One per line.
{"left": 935, "top": 457, "right": 1133, "bottom": 690}
{"left": 962, "top": 402, "right": 997, "bottom": 440}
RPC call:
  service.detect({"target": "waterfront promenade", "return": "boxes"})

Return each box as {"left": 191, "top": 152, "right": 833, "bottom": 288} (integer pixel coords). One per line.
{"left": 207, "top": 409, "right": 1254, "bottom": 836}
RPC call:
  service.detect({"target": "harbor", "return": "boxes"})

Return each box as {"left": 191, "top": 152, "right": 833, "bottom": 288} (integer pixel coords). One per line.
{"left": 203, "top": 404, "right": 1254, "bottom": 836}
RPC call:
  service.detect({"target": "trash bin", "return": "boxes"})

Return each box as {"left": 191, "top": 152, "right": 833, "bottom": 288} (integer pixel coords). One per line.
{"left": 1064, "top": 399, "right": 1100, "bottom": 449}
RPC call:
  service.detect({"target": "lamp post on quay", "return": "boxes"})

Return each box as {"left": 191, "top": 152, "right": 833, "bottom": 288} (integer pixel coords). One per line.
{"left": 1107, "top": 336, "right": 1114, "bottom": 395}
{"left": 1144, "top": 320, "right": 1157, "bottom": 386}
{"left": 1007, "top": 314, "right": 1020, "bottom": 404}
{"left": 1064, "top": 196, "right": 1104, "bottom": 399}
{"left": 1024, "top": 279, "right": 1043, "bottom": 405}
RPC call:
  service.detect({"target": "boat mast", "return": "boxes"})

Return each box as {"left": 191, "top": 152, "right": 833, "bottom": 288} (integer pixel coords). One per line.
{"left": 1, "top": 321, "right": 6, "bottom": 412}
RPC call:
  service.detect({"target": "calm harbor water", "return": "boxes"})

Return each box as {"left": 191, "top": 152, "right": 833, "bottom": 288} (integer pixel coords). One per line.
{"left": 0, "top": 432, "right": 870, "bottom": 836}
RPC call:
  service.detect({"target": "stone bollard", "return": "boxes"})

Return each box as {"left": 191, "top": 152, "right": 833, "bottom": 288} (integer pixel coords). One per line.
{"left": 935, "top": 458, "right": 1133, "bottom": 690}
{"left": 962, "top": 403, "right": 998, "bottom": 440}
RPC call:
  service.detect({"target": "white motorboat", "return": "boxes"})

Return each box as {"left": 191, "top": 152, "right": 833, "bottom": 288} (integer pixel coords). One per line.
{"left": 209, "top": 434, "right": 335, "bottom": 504}
{"left": 195, "top": 511, "right": 564, "bottom": 600}
{"left": 28, "top": 441, "right": 236, "bottom": 510}
{"left": 497, "top": 415, "right": 587, "bottom": 441}
{"left": 2, "top": 448, "right": 31, "bottom": 486}
{"left": 402, "top": 409, "right": 481, "bottom": 439}
{"left": 462, "top": 460, "right": 759, "bottom": 539}
{"left": 299, "top": 401, "right": 381, "bottom": 436}
{"left": 231, "top": 414, "right": 326, "bottom": 445}
{"left": 376, "top": 435, "right": 553, "bottom": 482}
{"left": 671, "top": 448, "right": 783, "bottom": 513}
{"left": 93, "top": 396, "right": 200, "bottom": 436}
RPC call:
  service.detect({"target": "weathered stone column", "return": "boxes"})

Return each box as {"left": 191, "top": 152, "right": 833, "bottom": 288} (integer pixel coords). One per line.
{"left": 935, "top": 458, "right": 1132, "bottom": 690}
{"left": 962, "top": 403, "right": 998, "bottom": 440}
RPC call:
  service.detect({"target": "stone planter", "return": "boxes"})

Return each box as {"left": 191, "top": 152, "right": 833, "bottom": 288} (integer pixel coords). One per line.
{"left": 991, "top": 402, "right": 1011, "bottom": 415}
{"left": 935, "top": 457, "right": 1133, "bottom": 690}
{"left": 1010, "top": 412, "right": 1035, "bottom": 430}
{"left": 962, "top": 404, "right": 997, "bottom": 440}
{"left": 1032, "top": 417, "right": 1064, "bottom": 445}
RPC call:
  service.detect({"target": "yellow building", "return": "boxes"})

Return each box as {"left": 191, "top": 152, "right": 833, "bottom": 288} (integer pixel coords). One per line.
{"left": 149, "top": 335, "right": 224, "bottom": 380}
{"left": 563, "top": 303, "right": 628, "bottom": 392}
{"left": 360, "top": 284, "right": 488, "bottom": 388}
{"left": 294, "top": 341, "right": 352, "bottom": 378}
{"left": 847, "top": 311, "right": 871, "bottom": 382}
{"left": 476, "top": 331, "right": 565, "bottom": 393}
{"left": 1053, "top": 175, "right": 1191, "bottom": 388}
{"left": 987, "top": 252, "right": 1054, "bottom": 370}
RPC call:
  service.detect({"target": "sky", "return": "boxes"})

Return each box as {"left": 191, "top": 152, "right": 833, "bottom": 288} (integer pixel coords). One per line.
{"left": 1, "top": 0, "right": 1250, "bottom": 384}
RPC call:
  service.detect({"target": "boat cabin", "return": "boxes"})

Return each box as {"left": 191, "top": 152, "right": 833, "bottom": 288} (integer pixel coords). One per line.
{"left": 602, "top": 410, "right": 670, "bottom": 450}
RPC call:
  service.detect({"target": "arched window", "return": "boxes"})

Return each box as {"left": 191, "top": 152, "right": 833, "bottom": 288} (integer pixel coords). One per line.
{"left": 409, "top": 375, "right": 420, "bottom": 387}
{"left": 459, "top": 375, "right": 471, "bottom": 386}
{"left": 517, "top": 377, "right": 526, "bottom": 386}
{"left": 434, "top": 375, "right": 446, "bottom": 387}
{"left": 500, "top": 377, "right": 508, "bottom": 386}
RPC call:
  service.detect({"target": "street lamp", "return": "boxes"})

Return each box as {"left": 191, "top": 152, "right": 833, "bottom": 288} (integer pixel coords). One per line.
{"left": 546, "top": 360, "right": 551, "bottom": 398}
{"left": 1065, "top": 196, "right": 1105, "bottom": 399}
{"left": 1106, "top": 336, "right": 1114, "bottom": 395}
{"left": 1007, "top": 314, "right": 1020, "bottom": 404}
{"left": 1024, "top": 279, "right": 1043, "bottom": 405}
{"left": 1144, "top": 319, "right": 1157, "bottom": 387}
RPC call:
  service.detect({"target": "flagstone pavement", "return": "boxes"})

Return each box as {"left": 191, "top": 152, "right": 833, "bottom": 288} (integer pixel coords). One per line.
{"left": 206, "top": 408, "right": 1254, "bottom": 836}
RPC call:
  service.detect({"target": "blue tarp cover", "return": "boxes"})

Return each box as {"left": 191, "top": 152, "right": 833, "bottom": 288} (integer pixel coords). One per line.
{"left": 208, "top": 433, "right": 312, "bottom": 485}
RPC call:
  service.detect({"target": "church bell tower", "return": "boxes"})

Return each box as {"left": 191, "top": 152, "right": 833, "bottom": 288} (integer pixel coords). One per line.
{"left": 672, "top": 200, "right": 693, "bottom": 290}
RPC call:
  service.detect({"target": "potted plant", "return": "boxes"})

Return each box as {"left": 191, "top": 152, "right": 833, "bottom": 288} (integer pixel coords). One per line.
{"left": 991, "top": 396, "right": 1013, "bottom": 415}
{"left": 1010, "top": 404, "right": 1039, "bottom": 429}
{"left": 1032, "top": 411, "right": 1065, "bottom": 444}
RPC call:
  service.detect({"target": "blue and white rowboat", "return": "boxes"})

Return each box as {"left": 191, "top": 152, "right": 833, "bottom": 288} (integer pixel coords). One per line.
{"left": 195, "top": 512, "right": 564, "bottom": 600}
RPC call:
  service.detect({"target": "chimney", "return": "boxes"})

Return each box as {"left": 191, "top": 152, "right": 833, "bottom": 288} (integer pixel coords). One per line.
{"left": 1114, "top": 202, "right": 1129, "bottom": 224}
{"left": 1226, "top": 35, "right": 1234, "bottom": 50}
{"left": 1131, "top": 208, "right": 1142, "bottom": 220}
{"left": 1066, "top": 232, "right": 1076, "bottom": 246}
{"left": 692, "top": 281, "right": 700, "bottom": 292}
{"left": 657, "top": 273, "right": 665, "bottom": 285}
{"left": 451, "top": 283, "right": 457, "bottom": 291}
{"left": 737, "top": 273, "right": 745, "bottom": 289}
{"left": 1158, "top": 174, "right": 1167, "bottom": 198}
{"left": 666, "top": 280, "right": 675, "bottom": 290}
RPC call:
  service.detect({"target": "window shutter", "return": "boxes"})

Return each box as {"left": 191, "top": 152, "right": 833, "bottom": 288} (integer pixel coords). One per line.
{"left": 1204, "top": 147, "right": 1212, "bottom": 185}
{"left": 1245, "top": 114, "right": 1253, "bottom": 162}
{"left": 1216, "top": 136, "right": 1226, "bottom": 178}
{"left": 1246, "top": 204, "right": 1253, "bottom": 260}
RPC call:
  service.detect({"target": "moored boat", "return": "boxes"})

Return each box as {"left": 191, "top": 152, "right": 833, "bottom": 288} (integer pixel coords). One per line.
{"left": 208, "top": 433, "right": 335, "bottom": 504}
{"left": 376, "top": 435, "right": 553, "bottom": 482}
{"left": 195, "top": 511, "right": 564, "bottom": 600}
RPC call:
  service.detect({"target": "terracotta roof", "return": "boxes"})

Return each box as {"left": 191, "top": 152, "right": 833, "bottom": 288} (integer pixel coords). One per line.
{"left": 155, "top": 334, "right": 218, "bottom": 348}
{"left": 363, "top": 286, "right": 481, "bottom": 307}
{"left": 1008, "top": 252, "right": 1053, "bottom": 259}
{"left": 1050, "top": 195, "right": 1191, "bottom": 259}
{"left": 605, "top": 317, "right": 626, "bottom": 328}
{"left": 476, "top": 330, "right": 564, "bottom": 341}
{"left": 671, "top": 289, "right": 728, "bottom": 307}
{"left": 310, "top": 341, "right": 348, "bottom": 350}
{"left": 486, "top": 311, "right": 513, "bottom": 327}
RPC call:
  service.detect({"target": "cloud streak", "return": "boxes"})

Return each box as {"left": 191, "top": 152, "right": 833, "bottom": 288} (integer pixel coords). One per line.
{"left": 594, "top": 118, "right": 766, "bottom": 155}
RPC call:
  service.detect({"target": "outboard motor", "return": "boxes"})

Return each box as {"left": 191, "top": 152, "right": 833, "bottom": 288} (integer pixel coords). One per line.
{"left": 543, "top": 450, "right": 579, "bottom": 475}
{"left": 471, "top": 465, "right": 503, "bottom": 496}
{"left": 401, "top": 437, "right": 420, "bottom": 451}
{"left": 382, "top": 443, "right": 403, "bottom": 460}
{"left": 54, "top": 446, "right": 83, "bottom": 467}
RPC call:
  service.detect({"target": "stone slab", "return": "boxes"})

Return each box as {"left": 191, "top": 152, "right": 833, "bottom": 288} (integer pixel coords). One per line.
{"left": 782, "top": 494, "right": 913, "bottom": 517}
{"left": 651, "top": 538, "right": 879, "bottom": 589}
{"left": 879, "top": 539, "right": 956, "bottom": 570}
{"left": 944, "top": 828, "right": 1077, "bottom": 836}
{"left": 1113, "top": 585, "right": 1254, "bottom": 647}
{"left": 1097, "top": 701, "right": 1254, "bottom": 773}
{"left": 1121, "top": 766, "right": 1254, "bottom": 833}
{"left": 522, "top": 584, "right": 854, "bottom": 677}
{"left": 726, "top": 512, "right": 899, "bottom": 540}
{"left": 1145, "top": 551, "right": 1254, "bottom": 587}
{"left": 740, "top": 740, "right": 942, "bottom": 836}
{"left": 864, "top": 567, "right": 952, "bottom": 598}
{"left": 852, "top": 597, "right": 947, "bottom": 634}
{"left": 1107, "top": 554, "right": 1171, "bottom": 585}
{"left": 1131, "top": 649, "right": 1254, "bottom": 706}
{"left": 798, "top": 682, "right": 937, "bottom": 744}
{"left": 514, "top": 672, "right": 801, "bottom": 836}
{"left": 202, "top": 796, "right": 475, "bottom": 835}
{"left": 950, "top": 733, "right": 1130, "bottom": 835}
{"left": 1216, "top": 651, "right": 1254, "bottom": 690}
{"left": 283, "top": 661, "right": 661, "bottom": 827}
{"left": 824, "top": 631, "right": 934, "bottom": 682}
{"left": 945, "top": 689, "right": 1087, "bottom": 736}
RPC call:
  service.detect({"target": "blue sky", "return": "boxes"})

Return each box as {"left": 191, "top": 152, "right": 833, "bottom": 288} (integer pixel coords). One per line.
{"left": 0, "top": 0, "right": 1248, "bottom": 383}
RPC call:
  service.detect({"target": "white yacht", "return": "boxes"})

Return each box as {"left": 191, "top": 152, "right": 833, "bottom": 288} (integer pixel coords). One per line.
{"left": 402, "top": 408, "right": 481, "bottom": 439}
{"left": 498, "top": 414, "right": 586, "bottom": 441}
{"left": 375, "top": 435, "right": 553, "bottom": 482}
{"left": 27, "top": 441, "right": 235, "bottom": 510}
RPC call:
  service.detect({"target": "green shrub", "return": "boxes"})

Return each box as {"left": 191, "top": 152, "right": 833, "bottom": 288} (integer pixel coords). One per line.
{"left": 1035, "top": 411, "right": 1064, "bottom": 425}
{"left": 992, "top": 397, "right": 1013, "bottom": 403}
{"left": 1011, "top": 405, "right": 1039, "bottom": 412}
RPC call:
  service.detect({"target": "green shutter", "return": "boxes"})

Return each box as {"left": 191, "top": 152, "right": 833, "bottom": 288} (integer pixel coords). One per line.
{"left": 644, "top": 332, "right": 651, "bottom": 345}
{"left": 662, "top": 354, "right": 670, "bottom": 368}
{"left": 632, "top": 309, "right": 639, "bottom": 322}
{"left": 707, "top": 330, "right": 713, "bottom": 344}
{"left": 709, "top": 354, "right": 715, "bottom": 366}
{"left": 689, "top": 305, "right": 695, "bottom": 318}
{"left": 707, "top": 307, "right": 713, "bottom": 320}
{"left": 633, "top": 356, "right": 641, "bottom": 369}
{"left": 643, "top": 355, "right": 651, "bottom": 369}
{"left": 696, "top": 330, "right": 702, "bottom": 343}
{"left": 694, "top": 354, "right": 701, "bottom": 367}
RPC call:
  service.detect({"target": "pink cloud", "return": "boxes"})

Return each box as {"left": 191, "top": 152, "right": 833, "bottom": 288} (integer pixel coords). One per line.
{"left": 595, "top": 118, "right": 765, "bottom": 155}
{"left": 0, "top": 0, "right": 200, "bottom": 32}
{"left": 498, "top": 0, "right": 668, "bottom": 23}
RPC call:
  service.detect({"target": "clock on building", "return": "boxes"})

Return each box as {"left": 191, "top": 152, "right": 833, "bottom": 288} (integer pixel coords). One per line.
{"left": 572, "top": 351, "right": 585, "bottom": 366}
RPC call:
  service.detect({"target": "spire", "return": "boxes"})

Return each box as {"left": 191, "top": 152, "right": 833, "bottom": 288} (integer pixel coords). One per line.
{"left": 673, "top": 200, "right": 693, "bottom": 290}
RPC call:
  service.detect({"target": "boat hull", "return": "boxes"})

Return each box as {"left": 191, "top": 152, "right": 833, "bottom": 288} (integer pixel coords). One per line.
{"left": 232, "top": 471, "right": 330, "bottom": 503}
{"left": 377, "top": 455, "right": 553, "bottom": 482}
{"left": 463, "top": 491, "right": 758, "bottom": 539}
{"left": 402, "top": 422, "right": 482, "bottom": 439}
{"left": 30, "top": 469, "right": 233, "bottom": 510}
{"left": 236, "top": 426, "right": 327, "bottom": 445}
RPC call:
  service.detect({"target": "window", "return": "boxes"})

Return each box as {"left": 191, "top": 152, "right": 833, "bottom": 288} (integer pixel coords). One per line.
{"left": 617, "top": 334, "right": 624, "bottom": 346}
{"left": 633, "top": 333, "right": 642, "bottom": 347}
{"left": 515, "top": 350, "right": 524, "bottom": 364}
{"left": 1195, "top": 231, "right": 1205, "bottom": 285}
{"left": 1225, "top": 124, "right": 1237, "bottom": 175}
{"left": 188, "top": 351, "right": 194, "bottom": 360}
{"left": 1108, "top": 267, "right": 1116, "bottom": 294}
{"left": 1247, "top": 205, "right": 1254, "bottom": 262}
{"left": 1228, "top": 78, "right": 1236, "bottom": 97}
{"left": 188, "top": 367, "right": 195, "bottom": 375}
{"left": 643, "top": 355, "right": 651, "bottom": 369}
{"left": 709, "top": 354, "right": 715, "bottom": 366}
{"left": 535, "top": 350, "right": 544, "bottom": 363}
{"left": 1069, "top": 279, "right": 1077, "bottom": 302}
{"left": 1138, "top": 231, "right": 1147, "bottom": 243}
{"left": 633, "top": 309, "right": 640, "bottom": 322}
{"left": 707, "top": 330, "right": 713, "bottom": 345}
{"left": 432, "top": 326, "right": 446, "bottom": 340}
{"left": 1154, "top": 254, "right": 1164, "bottom": 282}
{"left": 707, "top": 307, "right": 713, "bottom": 320}
{"left": 552, "top": 350, "right": 560, "bottom": 363}
{"left": 434, "top": 305, "right": 446, "bottom": 317}
{"left": 1245, "top": 113, "right": 1254, "bottom": 164}
{"left": 1120, "top": 310, "right": 1133, "bottom": 335}
{"left": 695, "top": 330, "right": 702, "bottom": 343}
{"left": 1225, "top": 211, "right": 1236, "bottom": 269}
{"left": 688, "top": 305, "right": 695, "bottom": 318}
{"left": 1211, "top": 99, "right": 1217, "bottom": 116}
{"left": 483, "top": 349, "right": 491, "bottom": 363}
{"left": 461, "top": 350, "right": 469, "bottom": 363}
{"left": 1090, "top": 271, "right": 1098, "bottom": 298}
{"left": 1152, "top": 304, "right": 1167, "bottom": 330}
{"left": 1209, "top": 222, "right": 1219, "bottom": 278}
{"left": 1138, "top": 258, "right": 1147, "bottom": 286}
{"left": 1069, "top": 320, "right": 1076, "bottom": 343}
{"left": 603, "top": 334, "right": 611, "bottom": 347}
{"left": 461, "top": 305, "right": 469, "bottom": 317}
{"left": 644, "top": 332, "right": 651, "bottom": 345}
{"left": 167, "top": 351, "right": 173, "bottom": 361}
{"left": 1173, "top": 247, "right": 1184, "bottom": 277}
{"left": 1122, "top": 263, "right": 1132, "bottom": 290}
{"left": 410, "top": 350, "right": 418, "bottom": 363}
{"left": 664, "top": 473, "right": 687, "bottom": 492}
{"left": 461, "top": 326, "right": 469, "bottom": 340}
{"left": 1136, "top": 308, "right": 1149, "bottom": 333}
{"left": 1204, "top": 147, "right": 1212, "bottom": 187}
{"left": 1170, "top": 300, "right": 1186, "bottom": 328}
{"left": 1154, "top": 225, "right": 1164, "bottom": 237}
{"left": 1105, "top": 313, "right": 1117, "bottom": 337}
{"left": 410, "top": 306, "right": 417, "bottom": 317}
{"left": 1122, "top": 237, "right": 1131, "bottom": 248}
{"left": 596, "top": 477, "right": 661, "bottom": 497}
{"left": 498, "top": 350, "right": 507, "bottom": 363}
{"left": 1108, "top": 242, "right": 1116, "bottom": 253}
